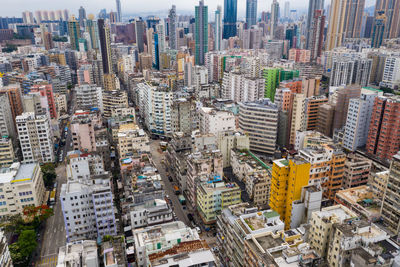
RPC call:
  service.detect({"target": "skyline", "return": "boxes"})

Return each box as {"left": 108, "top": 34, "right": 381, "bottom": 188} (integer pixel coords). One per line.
{"left": 0, "top": 0, "right": 376, "bottom": 18}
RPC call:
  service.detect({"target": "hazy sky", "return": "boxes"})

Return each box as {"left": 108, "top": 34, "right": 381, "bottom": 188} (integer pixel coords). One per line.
{"left": 1, "top": 0, "right": 375, "bottom": 18}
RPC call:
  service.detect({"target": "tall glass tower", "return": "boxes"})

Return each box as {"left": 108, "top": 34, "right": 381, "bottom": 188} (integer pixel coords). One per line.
{"left": 195, "top": 0, "right": 208, "bottom": 65}
{"left": 246, "top": 0, "right": 257, "bottom": 29}
{"left": 215, "top": 6, "right": 223, "bottom": 50}
{"left": 223, "top": 0, "right": 237, "bottom": 39}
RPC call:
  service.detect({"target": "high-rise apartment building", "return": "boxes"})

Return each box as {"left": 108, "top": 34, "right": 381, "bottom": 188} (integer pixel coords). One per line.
{"left": 97, "top": 19, "right": 113, "bottom": 74}
{"left": 0, "top": 85, "right": 23, "bottom": 122}
{"left": 214, "top": 6, "right": 222, "bottom": 51}
{"left": 381, "top": 152, "right": 400, "bottom": 235}
{"left": 102, "top": 90, "right": 128, "bottom": 119}
{"left": 366, "top": 95, "right": 400, "bottom": 162}
{"left": 197, "top": 181, "right": 241, "bottom": 224}
{"left": 326, "top": 0, "right": 365, "bottom": 50}
{"left": 306, "top": 0, "right": 324, "bottom": 49}
{"left": 310, "top": 9, "right": 325, "bottom": 61}
{"left": 330, "top": 57, "right": 372, "bottom": 87}
{"left": 223, "top": 0, "right": 237, "bottom": 38}
{"left": 332, "top": 85, "right": 361, "bottom": 131}
{"left": 75, "top": 84, "right": 103, "bottom": 112}
{"left": 238, "top": 99, "right": 278, "bottom": 154}
{"left": 61, "top": 176, "right": 117, "bottom": 242}
{"left": 116, "top": 0, "right": 122, "bottom": 22}
{"left": 199, "top": 107, "right": 236, "bottom": 135}
{"left": 16, "top": 112, "right": 54, "bottom": 163}
{"left": 137, "top": 82, "right": 173, "bottom": 136}
{"left": 289, "top": 94, "right": 306, "bottom": 145}
{"left": 78, "top": 6, "right": 86, "bottom": 28}
{"left": 316, "top": 103, "right": 335, "bottom": 136}
{"left": 304, "top": 96, "right": 329, "bottom": 131}
{"left": 371, "top": 11, "right": 386, "bottom": 48}
{"left": 195, "top": 0, "right": 208, "bottom": 65}
{"left": 342, "top": 154, "right": 371, "bottom": 188}
{"left": 269, "top": 157, "right": 311, "bottom": 229}
{"left": 68, "top": 16, "right": 80, "bottom": 51}
{"left": 168, "top": 5, "right": 177, "bottom": 50}
{"left": 222, "top": 72, "right": 264, "bottom": 102}
{"left": 270, "top": 0, "right": 280, "bottom": 37}
{"left": 343, "top": 88, "right": 381, "bottom": 151}
{"left": 0, "top": 138, "right": 15, "bottom": 168}
{"left": 86, "top": 17, "right": 99, "bottom": 50}
{"left": 299, "top": 145, "right": 346, "bottom": 199}
{"left": 263, "top": 68, "right": 280, "bottom": 101}
{"left": 380, "top": 56, "right": 400, "bottom": 89}
{"left": 374, "top": 0, "right": 400, "bottom": 38}
{"left": 246, "top": 0, "right": 257, "bottom": 28}
{"left": 0, "top": 94, "right": 16, "bottom": 141}
{"left": 30, "top": 84, "right": 57, "bottom": 119}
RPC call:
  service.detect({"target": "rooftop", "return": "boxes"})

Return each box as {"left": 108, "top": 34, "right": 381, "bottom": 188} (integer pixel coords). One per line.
{"left": 315, "top": 205, "right": 358, "bottom": 223}
{"left": 0, "top": 162, "right": 38, "bottom": 184}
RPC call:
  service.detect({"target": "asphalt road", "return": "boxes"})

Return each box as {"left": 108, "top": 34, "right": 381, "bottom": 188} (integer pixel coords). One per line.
{"left": 149, "top": 140, "right": 191, "bottom": 226}
{"left": 35, "top": 164, "right": 67, "bottom": 267}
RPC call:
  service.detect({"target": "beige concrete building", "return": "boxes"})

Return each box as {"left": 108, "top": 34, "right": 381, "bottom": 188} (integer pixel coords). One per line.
{"left": 327, "top": 221, "right": 390, "bottom": 267}
{"left": 369, "top": 170, "right": 389, "bottom": 200}
{"left": 0, "top": 162, "right": 46, "bottom": 219}
{"left": 117, "top": 123, "right": 150, "bottom": 158}
{"left": 309, "top": 205, "right": 358, "bottom": 258}
{"left": 186, "top": 150, "right": 223, "bottom": 210}
{"left": 54, "top": 93, "right": 67, "bottom": 115}
{"left": 217, "top": 131, "right": 250, "bottom": 168}
{"left": 289, "top": 94, "right": 305, "bottom": 146}
{"left": 102, "top": 90, "right": 128, "bottom": 118}
{"left": 216, "top": 203, "right": 285, "bottom": 267}
{"left": 335, "top": 185, "right": 382, "bottom": 221}
{"left": 343, "top": 154, "right": 372, "bottom": 189}
{"left": 110, "top": 107, "right": 135, "bottom": 119}
{"left": 199, "top": 107, "right": 236, "bottom": 135}
{"left": 0, "top": 138, "right": 14, "bottom": 168}
{"left": 381, "top": 152, "right": 400, "bottom": 235}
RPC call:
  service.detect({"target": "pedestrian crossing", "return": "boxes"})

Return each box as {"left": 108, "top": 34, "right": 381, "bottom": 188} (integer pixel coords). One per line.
{"left": 36, "top": 256, "right": 58, "bottom": 267}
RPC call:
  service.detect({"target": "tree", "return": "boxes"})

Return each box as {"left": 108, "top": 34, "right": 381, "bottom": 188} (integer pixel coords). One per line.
{"left": 23, "top": 205, "right": 54, "bottom": 223}
{"left": 10, "top": 230, "right": 37, "bottom": 267}
{"left": 0, "top": 214, "right": 24, "bottom": 234}
{"left": 41, "top": 163, "right": 56, "bottom": 188}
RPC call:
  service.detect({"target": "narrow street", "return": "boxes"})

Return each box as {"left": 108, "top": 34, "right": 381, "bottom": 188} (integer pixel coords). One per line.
{"left": 149, "top": 140, "right": 191, "bottom": 226}
{"left": 149, "top": 140, "right": 218, "bottom": 248}
{"left": 35, "top": 164, "right": 67, "bottom": 267}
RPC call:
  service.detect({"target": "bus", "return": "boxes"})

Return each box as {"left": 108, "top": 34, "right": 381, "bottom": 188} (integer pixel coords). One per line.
{"left": 49, "top": 189, "right": 56, "bottom": 204}
{"left": 178, "top": 195, "right": 186, "bottom": 205}
{"left": 160, "top": 142, "right": 168, "bottom": 151}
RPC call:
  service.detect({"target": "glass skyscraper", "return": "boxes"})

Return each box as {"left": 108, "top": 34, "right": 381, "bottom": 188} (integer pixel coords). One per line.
{"left": 223, "top": 0, "right": 237, "bottom": 39}
{"left": 195, "top": 0, "right": 208, "bottom": 65}
{"left": 246, "top": 0, "right": 257, "bottom": 29}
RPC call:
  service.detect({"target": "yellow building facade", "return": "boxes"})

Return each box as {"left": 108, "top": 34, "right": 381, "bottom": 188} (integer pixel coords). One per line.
{"left": 269, "top": 157, "right": 311, "bottom": 229}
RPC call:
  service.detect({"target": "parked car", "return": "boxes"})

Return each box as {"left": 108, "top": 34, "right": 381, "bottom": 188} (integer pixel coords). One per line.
{"left": 187, "top": 213, "right": 194, "bottom": 221}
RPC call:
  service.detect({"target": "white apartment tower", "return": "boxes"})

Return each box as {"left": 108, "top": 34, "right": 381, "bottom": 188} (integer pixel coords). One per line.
{"left": 238, "top": 99, "right": 279, "bottom": 154}
{"left": 343, "top": 89, "right": 381, "bottom": 151}
{"left": 60, "top": 177, "right": 116, "bottom": 242}
{"left": 16, "top": 112, "right": 54, "bottom": 163}
{"left": 222, "top": 72, "right": 265, "bottom": 102}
